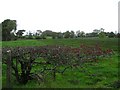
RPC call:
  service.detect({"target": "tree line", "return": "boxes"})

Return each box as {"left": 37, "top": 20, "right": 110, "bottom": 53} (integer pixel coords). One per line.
{"left": 1, "top": 19, "right": 120, "bottom": 41}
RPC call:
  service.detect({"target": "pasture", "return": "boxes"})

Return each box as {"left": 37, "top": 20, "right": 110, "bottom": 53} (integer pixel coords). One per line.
{"left": 2, "top": 38, "right": 119, "bottom": 88}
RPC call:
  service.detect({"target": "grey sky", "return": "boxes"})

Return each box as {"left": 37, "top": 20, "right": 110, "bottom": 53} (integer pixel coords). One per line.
{"left": 0, "top": 0, "right": 119, "bottom": 33}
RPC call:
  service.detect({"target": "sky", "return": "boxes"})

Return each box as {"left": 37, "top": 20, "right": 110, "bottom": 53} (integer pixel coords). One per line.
{"left": 0, "top": 0, "right": 119, "bottom": 34}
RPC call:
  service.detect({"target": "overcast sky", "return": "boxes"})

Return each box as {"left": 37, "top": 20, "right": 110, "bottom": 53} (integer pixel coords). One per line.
{"left": 0, "top": 0, "right": 119, "bottom": 33}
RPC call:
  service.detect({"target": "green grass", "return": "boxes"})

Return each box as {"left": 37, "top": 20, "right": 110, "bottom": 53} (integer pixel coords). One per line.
{"left": 2, "top": 38, "right": 119, "bottom": 88}
{"left": 2, "top": 38, "right": 119, "bottom": 50}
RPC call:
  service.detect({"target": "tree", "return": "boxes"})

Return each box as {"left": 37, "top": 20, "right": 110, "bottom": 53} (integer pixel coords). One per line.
{"left": 10, "top": 33, "right": 17, "bottom": 40}
{"left": 16, "top": 30, "right": 25, "bottom": 38}
{"left": 100, "top": 28, "right": 105, "bottom": 32}
{"left": 42, "top": 30, "right": 53, "bottom": 36}
{"left": 64, "top": 31, "right": 70, "bottom": 38}
{"left": 2, "top": 19, "right": 17, "bottom": 41}
{"left": 116, "top": 33, "right": 120, "bottom": 38}
{"left": 52, "top": 32, "right": 57, "bottom": 39}
{"left": 76, "top": 30, "right": 85, "bottom": 37}
{"left": 36, "top": 30, "right": 42, "bottom": 36}
{"left": 27, "top": 31, "right": 33, "bottom": 39}
{"left": 76, "top": 30, "right": 80, "bottom": 37}
{"left": 80, "top": 31, "right": 85, "bottom": 37}
{"left": 70, "top": 31, "right": 75, "bottom": 38}
{"left": 91, "top": 32, "right": 98, "bottom": 37}
{"left": 54, "top": 32, "right": 63, "bottom": 39}
{"left": 108, "top": 32, "right": 115, "bottom": 38}
{"left": 99, "top": 32, "right": 106, "bottom": 38}
{"left": 93, "top": 29, "right": 101, "bottom": 34}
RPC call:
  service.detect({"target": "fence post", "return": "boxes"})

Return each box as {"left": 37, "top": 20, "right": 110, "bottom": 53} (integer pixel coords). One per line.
{"left": 53, "top": 66, "right": 56, "bottom": 81}
{"left": 6, "top": 50, "right": 12, "bottom": 88}
{"left": 0, "top": 47, "right": 2, "bottom": 90}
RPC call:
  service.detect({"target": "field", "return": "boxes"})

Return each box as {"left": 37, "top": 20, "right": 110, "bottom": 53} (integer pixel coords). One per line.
{"left": 2, "top": 38, "right": 119, "bottom": 88}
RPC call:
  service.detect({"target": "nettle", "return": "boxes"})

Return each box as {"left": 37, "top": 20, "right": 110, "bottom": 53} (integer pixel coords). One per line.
{"left": 2, "top": 44, "right": 113, "bottom": 84}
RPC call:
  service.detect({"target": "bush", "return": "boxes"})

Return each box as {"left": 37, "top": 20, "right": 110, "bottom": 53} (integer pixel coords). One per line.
{"left": 2, "top": 44, "right": 114, "bottom": 84}
{"left": 35, "top": 36, "right": 42, "bottom": 39}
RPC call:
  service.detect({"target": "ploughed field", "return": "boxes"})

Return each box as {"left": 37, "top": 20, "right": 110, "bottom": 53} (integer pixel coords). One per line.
{"left": 2, "top": 38, "right": 119, "bottom": 88}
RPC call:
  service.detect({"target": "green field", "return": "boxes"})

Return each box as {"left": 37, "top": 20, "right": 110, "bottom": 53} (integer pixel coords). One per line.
{"left": 2, "top": 38, "right": 119, "bottom": 88}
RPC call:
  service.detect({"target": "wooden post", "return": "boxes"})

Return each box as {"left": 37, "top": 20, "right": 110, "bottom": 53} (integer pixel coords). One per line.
{"left": 0, "top": 47, "right": 2, "bottom": 90}
{"left": 53, "top": 66, "right": 56, "bottom": 81}
{"left": 6, "top": 50, "right": 12, "bottom": 88}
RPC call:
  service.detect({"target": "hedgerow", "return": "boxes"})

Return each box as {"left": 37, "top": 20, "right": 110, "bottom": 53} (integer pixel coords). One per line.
{"left": 2, "top": 44, "right": 113, "bottom": 84}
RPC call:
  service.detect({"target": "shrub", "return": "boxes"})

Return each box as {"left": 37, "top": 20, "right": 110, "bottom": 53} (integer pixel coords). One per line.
{"left": 2, "top": 44, "right": 114, "bottom": 84}
{"left": 35, "top": 36, "right": 42, "bottom": 39}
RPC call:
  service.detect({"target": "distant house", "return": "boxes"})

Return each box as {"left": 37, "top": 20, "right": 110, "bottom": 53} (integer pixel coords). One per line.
{"left": 93, "top": 29, "right": 101, "bottom": 34}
